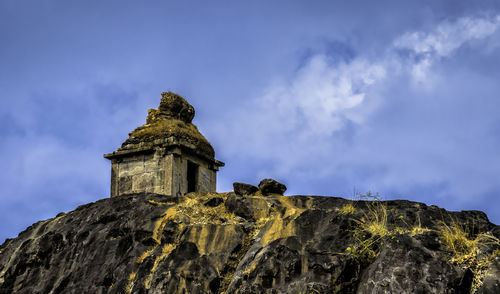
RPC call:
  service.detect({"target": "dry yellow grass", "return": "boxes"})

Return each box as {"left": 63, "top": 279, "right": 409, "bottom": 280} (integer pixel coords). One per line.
{"left": 398, "top": 215, "right": 431, "bottom": 236}
{"left": 355, "top": 201, "right": 389, "bottom": 237}
{"left": 346, "top": 199, "right": 390, "bottom": 262}
{"left": 409, "top": 224, "right": 431, "bottom": 236}
{"left": 337, "top": 203, "right": 356, "bottom": 215}
{"left": 439, "top": 221, "right": 500, "bottom": 293}
{"left": 343, "top": 192, "right": 500, "bottom": 294}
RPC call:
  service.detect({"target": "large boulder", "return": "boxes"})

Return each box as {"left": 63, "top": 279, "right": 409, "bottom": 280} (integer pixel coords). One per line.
{"left": 224, "top": 194, "right": 254, "bottom": 219}
{"left": 1, "top": 193, "right": 499, "bottom": 294}
{"left": 258, "top": 178, "right": 287, "bottom": 196}
{"left": 233, "top": 182, "right": 258, "bottom": 196}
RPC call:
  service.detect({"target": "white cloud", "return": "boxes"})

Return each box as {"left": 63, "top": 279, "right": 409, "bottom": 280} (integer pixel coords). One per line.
{"left": 218, "top": 14, "right": 500, "bottom": 203}
{"left": 393, "top": 15, "right": 500, "bottom": 83}
{"left": 394, "top": 16, "right": 499, "bottom": 56}
{"left": 258, "top": 56, "right": 386, "bottom": 135}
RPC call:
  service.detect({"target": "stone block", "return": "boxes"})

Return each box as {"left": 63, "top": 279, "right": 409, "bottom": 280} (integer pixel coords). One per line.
{"left": 133, "top": 173, "right": 155, "bottom": 191}
{"left": 198, "top": 167, "right": 213, "bottom": 192}
{"left": 118, "top": 176, "right": 133, "bottom": 194}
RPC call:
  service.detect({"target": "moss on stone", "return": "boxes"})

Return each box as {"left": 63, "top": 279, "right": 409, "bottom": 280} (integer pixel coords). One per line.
{"left": 121, "top": 118, "right": 215, "bottom": 157}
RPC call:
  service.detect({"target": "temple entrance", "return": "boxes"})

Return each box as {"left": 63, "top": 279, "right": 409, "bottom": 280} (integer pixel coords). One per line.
{"left": 187, "top": 161, "right": 198, "bottom": 193}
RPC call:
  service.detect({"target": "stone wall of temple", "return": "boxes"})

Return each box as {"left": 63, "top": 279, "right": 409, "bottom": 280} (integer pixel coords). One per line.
{"left": 110, "top": 151, "right": 167, "bottom": 196}
{"left": 170, "top": 152, "right": 217, "bottom": 196}
{"left": 110, "top": 149, "right": 217, "bottom": 197}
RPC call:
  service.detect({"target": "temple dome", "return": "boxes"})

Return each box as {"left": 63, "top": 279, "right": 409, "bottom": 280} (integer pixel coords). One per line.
{"left": 109, "top": 92, "right": 215, "bottom": 159}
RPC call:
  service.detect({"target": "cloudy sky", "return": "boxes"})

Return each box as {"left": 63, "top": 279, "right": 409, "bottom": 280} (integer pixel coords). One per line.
{"left": 2, "top": 1, "right": 500, "bottom": 242}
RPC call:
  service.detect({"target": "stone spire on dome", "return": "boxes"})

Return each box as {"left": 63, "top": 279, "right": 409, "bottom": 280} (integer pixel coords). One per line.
{"left": 146, "top": 92, "right": 195, "bottom": 124}
{"left": 113, "top": 92, "right": 215, "bottom": 158}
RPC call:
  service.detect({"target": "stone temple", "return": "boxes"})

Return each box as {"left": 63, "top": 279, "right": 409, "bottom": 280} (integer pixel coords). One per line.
{"left": 104, "top": 92, "right": 224, "bottom": 197}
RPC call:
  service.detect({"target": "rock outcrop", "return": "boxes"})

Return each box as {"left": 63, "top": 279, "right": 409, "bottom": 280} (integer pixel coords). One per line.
{"left": 258, "top": 179, "right": 287, "bottom": 196}
{"left": 1, "top": 193, "right": 499, "bottom": 294}
{"left": 233, "top": 182, "right": 259, "bottom": 196}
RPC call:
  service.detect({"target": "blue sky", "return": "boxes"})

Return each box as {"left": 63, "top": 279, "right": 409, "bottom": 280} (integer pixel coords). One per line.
{"left": 2, "top": 1, "right": 500, "bottom": 242}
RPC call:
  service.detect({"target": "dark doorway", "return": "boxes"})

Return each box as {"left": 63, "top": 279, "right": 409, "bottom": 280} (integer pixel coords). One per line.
{"left": 187, "top": 161, "right": 198, "bottom": 193}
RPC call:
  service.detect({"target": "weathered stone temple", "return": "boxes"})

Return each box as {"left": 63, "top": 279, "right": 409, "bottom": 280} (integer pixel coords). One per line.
{"left": 104, "top": 92, "right": 224, "bottom": 197}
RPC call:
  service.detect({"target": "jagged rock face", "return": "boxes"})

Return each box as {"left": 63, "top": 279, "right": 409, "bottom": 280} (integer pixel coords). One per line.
{"left": 1, "top": 193, "right": 499, "bottom": 294}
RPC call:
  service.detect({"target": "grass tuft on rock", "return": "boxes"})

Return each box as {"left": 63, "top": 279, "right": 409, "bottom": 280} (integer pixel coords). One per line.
{"left": 337, "top": 203, "right": 356, "bottom": 215}
{"left": 355, "top": 200, "right": 389, "bottom": 237}
{"left": 346, "top": 193, "right": 390, "bottom": 263}
{"left": 439, "top": 220, "right": 500, "bottom": 293}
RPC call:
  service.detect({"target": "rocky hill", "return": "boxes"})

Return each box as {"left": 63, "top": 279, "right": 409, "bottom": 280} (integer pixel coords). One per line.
{"left": 1, "top": 188, "right": 500, "bottom": 293}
